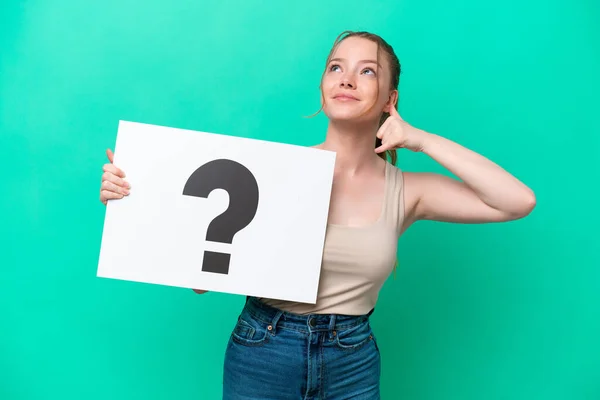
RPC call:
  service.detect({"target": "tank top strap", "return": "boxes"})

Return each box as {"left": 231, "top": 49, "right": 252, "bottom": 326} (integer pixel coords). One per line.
{"left": 382, "top": 162, "right": 405, "bottom": 236}
{"left": 380, "top": 161, "right": 392, "bottom": 218}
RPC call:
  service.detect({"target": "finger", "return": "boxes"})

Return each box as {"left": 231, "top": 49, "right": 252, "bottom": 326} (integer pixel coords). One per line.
{"left": 376, "top": 122, "right": 393, "bottom": 142}
{"left": 375, "top": 126, "right": 395, "bottom": 153}
{"left": 106, "top": 148, "right": 114, "bottom": 163}
{"left": 376, "top": 117, "right": 392, "bottom": 139}
{"left": 101, "top": 190, "right": 125, "bottom": 203}
{"left": 374, "top": 143, "right": 387, "bottom": 153}
{"left": 102, "top": 179, "right": 130, "bottom": 196}
{"left": 387, "top": 101, "right": 403, "bottom": 120}
{"left": 102, "top": 163, "right": 126, "bottom": 179}
{"left": 388, "top": 104, "right": 402, "bottom": 119}
{"left": 102, "top": 171, "right": 130, "bottom": 189}
{"left": 374, "top": 141, "right": 393, "bottom": 153}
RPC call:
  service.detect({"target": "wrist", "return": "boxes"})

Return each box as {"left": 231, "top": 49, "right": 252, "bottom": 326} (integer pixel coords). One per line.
{"left": 420, "top": 131, "right": 437, "bottom": 154}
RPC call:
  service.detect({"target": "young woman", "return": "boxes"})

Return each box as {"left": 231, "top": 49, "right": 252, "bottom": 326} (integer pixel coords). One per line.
{"left": 99, "top": 31, "right": 536, "bottom": 399}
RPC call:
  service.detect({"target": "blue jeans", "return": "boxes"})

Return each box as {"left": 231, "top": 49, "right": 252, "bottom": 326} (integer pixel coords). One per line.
{"left": 223, "top": 296, "right": 381, "bottom": 399}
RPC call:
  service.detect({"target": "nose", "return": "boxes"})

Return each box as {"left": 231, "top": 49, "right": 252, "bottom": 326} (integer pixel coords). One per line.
{"left": 340, "top": 73, "right": 355, "bottom": 89}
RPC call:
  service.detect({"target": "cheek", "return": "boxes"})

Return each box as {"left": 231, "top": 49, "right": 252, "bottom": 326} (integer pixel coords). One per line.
{"left": 319, "top": 79, "right": 331, "bottom": 99}
{"left": 377, "top": 89, "right": 390, "bottom": 105}
{"left": 363, "top": 78, "right": 384, "bottom": 99}
{"left": 373, "top": 83, "right": 391, "bottom": 106}
{"left": 366, "top": 86, "right": 382, "bottom": 102}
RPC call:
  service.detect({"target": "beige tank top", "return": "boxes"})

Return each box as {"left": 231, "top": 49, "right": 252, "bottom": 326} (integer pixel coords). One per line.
{"left": 259, "top": 161, "right": 405, "bottom": 315}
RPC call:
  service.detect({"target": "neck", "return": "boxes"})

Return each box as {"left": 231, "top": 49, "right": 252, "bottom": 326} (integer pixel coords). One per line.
{"left": 317, "top": 119, "right": 382, "bottom": 177}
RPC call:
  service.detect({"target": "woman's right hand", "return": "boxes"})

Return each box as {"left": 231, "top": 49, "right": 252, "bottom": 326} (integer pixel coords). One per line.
{"left": 100, "top": 150, "right": 207, "bottom": 294}
{"left": 100, "top": 148, "right": 130, "bottom": 205}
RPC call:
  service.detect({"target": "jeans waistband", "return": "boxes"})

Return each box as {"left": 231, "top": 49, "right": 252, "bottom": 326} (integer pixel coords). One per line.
{"left": 243, "top": 296, "right": 374, "bottom": 333}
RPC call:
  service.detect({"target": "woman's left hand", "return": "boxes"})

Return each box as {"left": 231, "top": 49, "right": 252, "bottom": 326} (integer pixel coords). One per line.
{"left": 375, "top": 106, "right": 431, "bottom": 153}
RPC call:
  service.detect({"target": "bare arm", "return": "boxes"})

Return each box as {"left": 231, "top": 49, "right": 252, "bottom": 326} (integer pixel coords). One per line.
{"left": 403, "top": 133, "right": 536, "bottom": 226}
{"left": 374, "top": 103, "right": 536, "bottom": 227}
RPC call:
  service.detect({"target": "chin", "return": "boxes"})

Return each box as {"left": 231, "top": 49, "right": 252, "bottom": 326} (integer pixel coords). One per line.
{"left": 326, "top": 112, "right": 358, "bottom": 122}
{"left": 324, "top": 105, "right": 361, "bottom": 121}
{"left": 325, "top": 109, "right": 373, "bottom": 124}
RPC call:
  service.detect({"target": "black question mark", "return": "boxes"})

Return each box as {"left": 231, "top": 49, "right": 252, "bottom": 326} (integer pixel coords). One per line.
{"left": 182, "top": 159, "right": 259, "bottom": 274}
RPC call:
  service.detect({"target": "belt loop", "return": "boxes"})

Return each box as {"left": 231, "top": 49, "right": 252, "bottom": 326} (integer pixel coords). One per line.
{"left": 328, "top": 314, "right": 337, "bottom": 338}
{"left": 270, "top": 310, "right": 284, "bottom": 335}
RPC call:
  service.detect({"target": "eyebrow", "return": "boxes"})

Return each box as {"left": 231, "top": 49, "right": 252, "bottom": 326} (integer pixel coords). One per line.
{"left": 328, "top": 57, "right": 382, "bottom": 68}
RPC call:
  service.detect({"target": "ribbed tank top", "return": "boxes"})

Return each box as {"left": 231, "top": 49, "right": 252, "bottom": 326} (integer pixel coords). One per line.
{"left": 259, "top": 161, "right": 405, "bottom": 315}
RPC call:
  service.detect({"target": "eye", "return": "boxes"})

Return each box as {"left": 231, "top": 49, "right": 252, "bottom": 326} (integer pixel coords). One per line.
{"left": 362, "top": 67, "right": 376, "bottom": 76}
{"left": 329, "top": 64, "right": 341, "bottom": 72}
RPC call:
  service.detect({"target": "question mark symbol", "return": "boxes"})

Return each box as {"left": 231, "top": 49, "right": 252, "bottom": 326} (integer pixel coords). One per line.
{"left": 182, "top": 159, "right": 259, "bottom": 274}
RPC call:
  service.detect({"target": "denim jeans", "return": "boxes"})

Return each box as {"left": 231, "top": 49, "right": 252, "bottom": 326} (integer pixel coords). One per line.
{"left": 222, "top": 296, "right": 381, "bottom": 399}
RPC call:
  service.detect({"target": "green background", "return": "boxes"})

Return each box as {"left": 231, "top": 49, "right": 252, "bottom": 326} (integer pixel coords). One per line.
{"left": 2, "top": 0, "right": 598, "bottom": 399}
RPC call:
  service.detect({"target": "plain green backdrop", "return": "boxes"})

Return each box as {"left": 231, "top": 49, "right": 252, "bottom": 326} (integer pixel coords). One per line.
{"left": 2, "top": 0, "right": 599, "bottom": 399}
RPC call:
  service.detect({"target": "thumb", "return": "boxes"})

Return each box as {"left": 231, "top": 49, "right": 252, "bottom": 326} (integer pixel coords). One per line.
{"left": 389, "top": 104, "right": 402, "bottom": 119}
{"left": 106, "top": 148, "right": 114, "bottom": 163}
{"left": 375, "top": 144, "right": 391, "bottom": 154}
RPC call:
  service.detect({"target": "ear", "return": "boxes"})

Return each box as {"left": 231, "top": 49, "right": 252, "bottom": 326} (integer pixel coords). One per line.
{"left": 384, "top": 90, "right": 399, "bottom": 113}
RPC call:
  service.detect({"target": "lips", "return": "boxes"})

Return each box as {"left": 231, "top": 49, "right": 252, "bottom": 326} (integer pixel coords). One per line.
{"left": 333, "top": 94, "right": 359, "bottom": 101}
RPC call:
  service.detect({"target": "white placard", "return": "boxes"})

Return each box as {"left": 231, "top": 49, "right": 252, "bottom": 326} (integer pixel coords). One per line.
{"left": 97, "top": 120, "right": 335, "bottom": 304}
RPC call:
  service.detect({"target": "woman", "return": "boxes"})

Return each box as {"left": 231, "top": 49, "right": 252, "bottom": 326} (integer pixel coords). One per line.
{"left": 100, "top": 31, "right": 535, "bottom": 399}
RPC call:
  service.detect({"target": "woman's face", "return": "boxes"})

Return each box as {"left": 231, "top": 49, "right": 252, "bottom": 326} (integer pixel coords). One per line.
{"left": 321, "top": 36, "right": 395, "bottom": 124}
